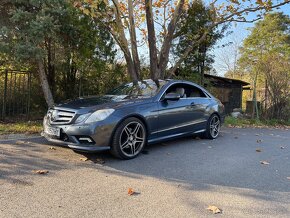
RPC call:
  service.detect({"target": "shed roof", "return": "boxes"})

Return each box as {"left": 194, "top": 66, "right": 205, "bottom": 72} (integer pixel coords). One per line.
{"left": 204, "top": 74, "right": 250, "bottom": 86}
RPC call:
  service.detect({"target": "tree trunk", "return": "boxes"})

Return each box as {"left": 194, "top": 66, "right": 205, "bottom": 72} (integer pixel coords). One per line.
{"left": 128, "top": 0, "right": 141, "bottom": 80}
{"left": 145, "top": 0, "right": 159, "bottom": 82}
{"left": 46, "top": 38, "right": 55, "bottom": 96}
{"left": 37, "top": 60, "right": 54, "bottom": 107}
{"left": 112, "top": 0, "right": 139, "bottom": 84}
{"left": 252, "top": 71, "right": 259, "bottom": 119}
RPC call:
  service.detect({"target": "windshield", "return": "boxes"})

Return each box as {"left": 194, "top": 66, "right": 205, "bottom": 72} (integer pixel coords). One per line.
{"left": 107, "top": 79, "right": 167, "bottom": 97}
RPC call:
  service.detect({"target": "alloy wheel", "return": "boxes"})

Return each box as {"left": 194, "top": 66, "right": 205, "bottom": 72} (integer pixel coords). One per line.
{"left": 119, "top": 121, "right": 145, "bottom": 157}
{"left": 209, "top": 115, "right": 220, "bottom": 138}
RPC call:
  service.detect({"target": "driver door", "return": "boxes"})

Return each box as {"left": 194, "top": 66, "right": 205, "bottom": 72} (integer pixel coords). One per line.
{"left": 155, "top": 83, "right": 196, "bottom": 139}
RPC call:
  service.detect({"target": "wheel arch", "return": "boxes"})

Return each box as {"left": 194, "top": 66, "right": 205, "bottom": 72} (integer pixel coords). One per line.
{"left": 109, "top": 114, "right": 149, "bottom": 147}
{"left": 211, "top": 111, "right": 221, "bottom": 120}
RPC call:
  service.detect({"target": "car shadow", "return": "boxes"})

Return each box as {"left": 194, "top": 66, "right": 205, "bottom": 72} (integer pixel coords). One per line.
{"left": 1, "top": 127, "right": 290, "bottom": 207}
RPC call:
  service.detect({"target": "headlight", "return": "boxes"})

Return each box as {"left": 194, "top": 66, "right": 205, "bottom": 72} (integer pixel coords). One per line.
{"left": 75, "top": 113, "right": 91, "bottom": 124}
{"left": 85, "top": 109, "right": 115, "bottom": 124}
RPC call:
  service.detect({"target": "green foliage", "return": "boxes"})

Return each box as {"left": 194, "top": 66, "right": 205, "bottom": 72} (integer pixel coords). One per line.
{"left": 224, "top": 116, "right": 290, "bottom": 127}
{"left": 173, "top": 0, "right": 227, "bottom": 83}
{"left": 239, "top": 12, "right": 290, "bottom": 120}
{"left": 0, "top": 0, "right": 123, "bottom": 114}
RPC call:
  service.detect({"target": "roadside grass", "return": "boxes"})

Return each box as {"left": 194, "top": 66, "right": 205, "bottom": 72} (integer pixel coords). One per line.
{"left": 0, "top": 116, "right": 288, "bottom": 135}
{"left": 224, "top": 116, "right": 290, "bottom": 128}
{"left": 0, "top": 121, "right": 43, "bottom": 135}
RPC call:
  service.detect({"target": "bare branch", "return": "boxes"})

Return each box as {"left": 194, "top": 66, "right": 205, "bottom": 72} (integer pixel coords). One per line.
{"left": 167, "top": 31, "right": 209, "bottom": 77}
{"left": 221, "top": 0, "right": 290, "bottom": 23}
{"left": 159, "top": 0, "right": 185, "bottom": 78}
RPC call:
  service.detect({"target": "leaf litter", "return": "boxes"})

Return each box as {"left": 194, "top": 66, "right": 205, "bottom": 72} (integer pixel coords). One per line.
{"left": 80, "top": 157, "right": 88, "bottom": 162}
{"left": 32, "top": 170, "right": 49, "bottom": 175}
{"left": 260, "top": 161, "right": 270, "bottom": 165}
{"left": 207, "top": 205, "right": 222, "bottom": 214}
{"left": 127, "top": 188, "right": 140, "bottom": 196}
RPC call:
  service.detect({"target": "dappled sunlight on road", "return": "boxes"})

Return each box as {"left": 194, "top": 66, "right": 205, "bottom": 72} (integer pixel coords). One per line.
{"left": 0, "top": 127, "right": 289, "bottom": 217}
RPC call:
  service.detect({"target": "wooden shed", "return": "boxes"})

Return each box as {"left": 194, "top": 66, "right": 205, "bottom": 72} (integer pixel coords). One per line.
{"left": 204, "top": 74, "right": 250, "bottom": 114}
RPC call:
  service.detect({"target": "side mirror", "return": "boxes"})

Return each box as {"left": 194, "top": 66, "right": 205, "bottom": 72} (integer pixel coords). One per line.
{"left": 163, "top": 93, "right": 180, "bottom": 101}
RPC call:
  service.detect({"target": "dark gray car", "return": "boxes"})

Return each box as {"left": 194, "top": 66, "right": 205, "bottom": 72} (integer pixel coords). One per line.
{"left": 43, "top": 79, "right": 225, "bottom": 159}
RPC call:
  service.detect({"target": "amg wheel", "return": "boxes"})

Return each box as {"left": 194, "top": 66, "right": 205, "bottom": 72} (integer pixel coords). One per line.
{"left": 110, "top": 117, "right": 147, "bottom": 159}
{"left": 203, "top": 114, "right": 221, "bottom": 139}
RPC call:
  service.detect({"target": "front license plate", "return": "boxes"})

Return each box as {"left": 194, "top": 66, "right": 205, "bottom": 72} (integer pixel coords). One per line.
{"left": 44, "top": 126, "right": 60, "bottom": 137}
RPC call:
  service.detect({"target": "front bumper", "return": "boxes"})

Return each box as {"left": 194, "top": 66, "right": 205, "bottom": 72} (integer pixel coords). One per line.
{"left": 42, "top": 117, "right": 114, "bottom": 152}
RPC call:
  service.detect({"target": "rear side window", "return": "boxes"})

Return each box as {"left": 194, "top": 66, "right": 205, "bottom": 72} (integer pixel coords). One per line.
{"left": 186, "top": 85, "right": 207, "bottom": 98}
{"left": 164, "top": 83, "right": 207, "bottom": 98}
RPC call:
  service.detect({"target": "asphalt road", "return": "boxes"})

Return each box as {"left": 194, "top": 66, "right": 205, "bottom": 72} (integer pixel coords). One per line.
{"left": 0, "top": 127, "right": 289, "bottom": 218}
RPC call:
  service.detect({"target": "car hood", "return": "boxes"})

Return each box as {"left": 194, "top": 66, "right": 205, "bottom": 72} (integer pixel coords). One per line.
{"left": 55, "top": 95, "right": 152, "bottom": 113}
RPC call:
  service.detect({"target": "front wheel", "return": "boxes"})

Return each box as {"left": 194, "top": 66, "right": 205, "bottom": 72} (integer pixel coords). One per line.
{"left": 202, "top": 114, "right": 221, "bottom": 139}
{"left": 110, "top": 117, "right": 147, "bottom": 159}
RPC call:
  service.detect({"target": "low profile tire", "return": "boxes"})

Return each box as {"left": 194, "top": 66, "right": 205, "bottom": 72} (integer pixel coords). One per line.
{"left": 202, "top": 114, "right": 221, "bottom": 139}
{"left": 110, "top": 117, "right": 147, "bottom": 159}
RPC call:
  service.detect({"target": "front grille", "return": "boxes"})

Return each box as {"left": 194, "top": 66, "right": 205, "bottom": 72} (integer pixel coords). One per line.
{"left": 47, "top": 108, "right": 76, "bottom": 125}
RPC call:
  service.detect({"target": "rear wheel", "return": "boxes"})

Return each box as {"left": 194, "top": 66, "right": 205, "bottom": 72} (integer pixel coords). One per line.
{"left": 110, "top": 117, "right": 147, "bottom": 159}
{"left": 202, "top": 114, "right": 221, "bottom": 139}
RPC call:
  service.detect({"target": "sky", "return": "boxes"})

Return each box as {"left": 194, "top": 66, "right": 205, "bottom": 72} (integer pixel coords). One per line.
{"left": 211, "top": 3, "right": 290, "bottom": 76}
{"left": 114, "top": 1, "right": 290, "bottom": 77}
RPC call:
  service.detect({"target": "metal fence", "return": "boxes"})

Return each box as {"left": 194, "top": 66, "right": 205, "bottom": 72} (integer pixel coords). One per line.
{"left": 0, "top": 69, "right": 31, "bottom": 120}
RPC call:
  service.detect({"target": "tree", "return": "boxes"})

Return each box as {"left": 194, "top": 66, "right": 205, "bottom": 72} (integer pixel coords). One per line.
{"left": 217, "top": 30, "right": 244, "bottom": 79}
{"left": 0, "top": 0, "right": 116, "bottom": 107}
{"left": 173, "top": 0, "right": 227, "bottom": 85}
{"left": 239, "top": 12, "right": 290, "bottom": 119}
{"left": 75, "top": 0, "right": 290, "bottom": 84}
{"left": 0, "top": 0, "right": 66, "bottom": 107}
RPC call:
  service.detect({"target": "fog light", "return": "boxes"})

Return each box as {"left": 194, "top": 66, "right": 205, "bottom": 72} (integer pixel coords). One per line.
{"left": 79, "top": 137, "right": 93, "bottom": 143}
{"left": 75, "top": 136, "right": 95, "bottom": 144}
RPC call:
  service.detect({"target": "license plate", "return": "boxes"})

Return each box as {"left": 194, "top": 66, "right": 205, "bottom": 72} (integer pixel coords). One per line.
{"left": 44, "top": 126, "right": 60, "bottom": 137}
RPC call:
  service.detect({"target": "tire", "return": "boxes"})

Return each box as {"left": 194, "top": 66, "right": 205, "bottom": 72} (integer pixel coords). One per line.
{"left": 202, "top": 114, "right": 221, "bottom": 139}
{"left": 110, "top": 117, "right": 147, "bottom": 159}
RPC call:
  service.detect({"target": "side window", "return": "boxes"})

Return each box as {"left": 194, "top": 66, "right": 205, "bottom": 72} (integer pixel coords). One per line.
{"left": 165, "top": 84, "right": 187, "bottom": 98}
{"left": 163, "top": 83, "right": 208, "bottom": 99}
{"left": 186, "top": 85, "right": 207, "bottom": 98}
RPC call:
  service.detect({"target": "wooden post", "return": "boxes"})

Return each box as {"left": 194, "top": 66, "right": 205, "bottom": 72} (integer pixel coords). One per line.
{"left": 27, "top": 71, "right": 31, "bottom": 117}
{"left": 2, "top": 69, "right": 8, "bottom": 119}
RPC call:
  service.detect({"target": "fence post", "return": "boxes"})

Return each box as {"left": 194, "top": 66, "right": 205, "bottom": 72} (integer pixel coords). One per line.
{"left": 2, "top": 69, "right": 8, "bottom": 119}
{"left": 27, "top": 71, "right": 31, "bottom": 118}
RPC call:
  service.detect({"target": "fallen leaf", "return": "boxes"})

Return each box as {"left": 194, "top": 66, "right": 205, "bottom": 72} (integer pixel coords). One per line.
{"left": 15, "top": 141, "right": 25, "bottom": 145}
{"left": 207, "top": 205, "right": 222, "bottom": 214}
{"left": 256, "top": 148, "right": 262, "bottom": 152}
{"left": 32, "top": 170, "right": 49, "bottom": 175}
{"left": 128, "top": 188, "right": 135, "bottom": 196}
{"left": 49, "top": 147, "right": 56, "bottom": 150}
{"left": 80, "top": 157, "right": 88, "bottom": 161}
{"left": 260, "top": 161, "right": 270, "bottom": 165}
{"left": 256, "top": 139, "right": 262, "bottom": 143}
